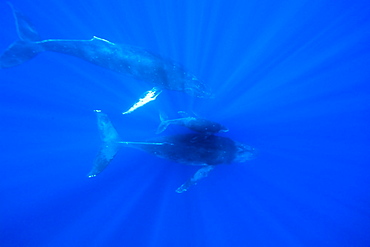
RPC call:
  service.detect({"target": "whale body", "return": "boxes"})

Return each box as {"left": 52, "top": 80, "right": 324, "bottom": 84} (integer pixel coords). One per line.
{"left": 156, "top": 111, "right": 229, "bottom": 134}
{"left": 0, "top": 3, "right": 212, "bottom": 98}
{"left": 89, "top": 110, "right": 256, "bottom": 193}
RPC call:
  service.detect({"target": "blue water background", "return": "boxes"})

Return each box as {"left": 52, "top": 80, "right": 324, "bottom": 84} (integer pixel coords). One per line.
{"left": 1, "top": 0, "right": 369, "bottom": 246}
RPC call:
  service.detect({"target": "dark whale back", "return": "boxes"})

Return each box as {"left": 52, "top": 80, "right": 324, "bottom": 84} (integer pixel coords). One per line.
{"left": 184, "top": 118, "right": 229, "bottom": 133}
{"left": 135, "top": 134, "right": 238, "bottom": 165}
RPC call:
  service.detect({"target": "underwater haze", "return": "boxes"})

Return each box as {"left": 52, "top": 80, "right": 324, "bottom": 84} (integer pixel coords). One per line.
{"left": 1, "top": 0, "right": 369, "bottom": 246}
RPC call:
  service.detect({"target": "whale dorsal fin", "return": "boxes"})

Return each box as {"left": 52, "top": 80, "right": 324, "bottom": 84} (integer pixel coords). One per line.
{"left": 178, "top": 111, "right": 190, "bottom": 118}
{"left": 91, "top": 36, "right": 115, "bottom": 45}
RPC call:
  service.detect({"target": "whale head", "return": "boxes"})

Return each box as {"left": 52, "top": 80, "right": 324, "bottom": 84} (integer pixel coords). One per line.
{"left": 233, "top": 142, "right": 257, "bottom": 163}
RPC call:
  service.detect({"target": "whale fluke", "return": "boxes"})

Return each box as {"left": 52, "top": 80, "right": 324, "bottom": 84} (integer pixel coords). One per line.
{"left": 87, "top": 110, "right": 121, "bottom": 178}
{"left": 0, "top": 3, "right": 43, "bottom": 68}
{"left": 156, "top": 112, "right": 172, "bottom": 134}
{"left": 8, "top": 2, "right": 41, "bottom": 42}
{"left": 0, "top": 40, "right": 42, "bottom": 68}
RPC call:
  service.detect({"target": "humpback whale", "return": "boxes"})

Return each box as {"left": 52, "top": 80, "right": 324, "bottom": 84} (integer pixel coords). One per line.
{"left": 156, "top": 111, "right": 229, "bottom": 134}
{"left": 0, "top": 3, "right": 212, "bottom": 112}
{"left": 90, "top": 110, "right": 255, "bottom": 193}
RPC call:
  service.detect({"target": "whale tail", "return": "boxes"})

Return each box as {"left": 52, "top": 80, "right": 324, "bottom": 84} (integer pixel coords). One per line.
{"left": 156, "top": 112, "right": 171, "bottom": 134}
{"left": 87, "top": 110, "right": 121, "bottom": 178}
{"left": 0, "top": 2, "right": 43, "bottom": 68}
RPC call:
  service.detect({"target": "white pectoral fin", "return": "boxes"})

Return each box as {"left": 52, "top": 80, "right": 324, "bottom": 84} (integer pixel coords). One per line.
{"left": 176, "top": 165, "right": 215, "bottom": 193}
{"left": 122, "top": 87, "right": 162, "bottom": 115}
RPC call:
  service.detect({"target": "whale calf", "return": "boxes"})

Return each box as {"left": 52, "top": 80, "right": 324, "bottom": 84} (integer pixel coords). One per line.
{"left": 90, "top": 110, "right": 255, "bottom": 193}
{"left": 0, "top": 3, "right": 212, "bottom": 112}
{"left": 156, "top": 111, "right": 229, "bottom": 134}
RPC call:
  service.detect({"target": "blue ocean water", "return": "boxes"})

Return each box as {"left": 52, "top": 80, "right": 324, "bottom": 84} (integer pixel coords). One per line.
{"left": 1, "top": 0, "right": 369, "bottom": 246}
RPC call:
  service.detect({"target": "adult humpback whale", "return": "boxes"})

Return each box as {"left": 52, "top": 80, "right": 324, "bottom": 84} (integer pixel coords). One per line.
{"left": 0, "top": 3, "right": 212, "bottom": 112}
{"left": 90, "top": 110, "right": 256, "bottom": 193}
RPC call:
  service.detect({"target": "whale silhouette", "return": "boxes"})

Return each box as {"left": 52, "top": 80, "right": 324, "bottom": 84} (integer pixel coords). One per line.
{"left": 0, "top": 3, "right": 212, "bottom": 110}
{"left": 90, "top": 110, "right": 256, "bottom": 193}
{"left": 156, "top": 111, "right": 229, "bottom": 134}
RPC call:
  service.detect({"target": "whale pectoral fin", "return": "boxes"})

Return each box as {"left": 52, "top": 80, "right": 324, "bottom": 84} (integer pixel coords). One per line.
{"left": 176, "top": 165, "right": 215, "bottom": 193}
{"left": 122, "top": 87, "right": 162, "bottom": 115}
